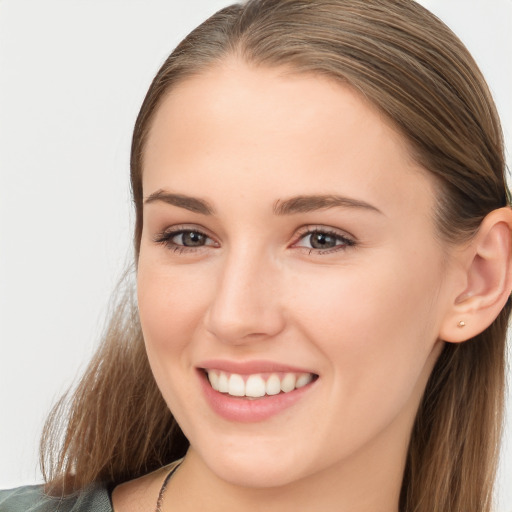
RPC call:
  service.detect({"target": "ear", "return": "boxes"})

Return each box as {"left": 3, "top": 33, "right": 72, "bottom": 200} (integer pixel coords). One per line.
{"left": 440, "top": 207, "right": 512, "bottom": 343}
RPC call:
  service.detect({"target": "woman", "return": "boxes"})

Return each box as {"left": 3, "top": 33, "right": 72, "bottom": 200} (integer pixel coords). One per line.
{"left": 1, "top": 1, "right": 511, "bottom": 511}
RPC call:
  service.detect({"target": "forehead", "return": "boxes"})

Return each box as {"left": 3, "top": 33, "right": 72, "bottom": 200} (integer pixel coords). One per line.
{"left": 142, "top": 60, "right": 436, "bottom": 221}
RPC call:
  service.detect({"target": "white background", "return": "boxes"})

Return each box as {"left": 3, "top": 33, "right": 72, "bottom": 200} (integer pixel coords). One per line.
{"left": 1, "top": 0, "right": 511, "bottom": 509}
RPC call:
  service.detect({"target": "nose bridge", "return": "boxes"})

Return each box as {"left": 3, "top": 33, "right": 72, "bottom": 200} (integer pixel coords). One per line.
{"left": 205, "top": 243, "right": 284, "bottom": 343}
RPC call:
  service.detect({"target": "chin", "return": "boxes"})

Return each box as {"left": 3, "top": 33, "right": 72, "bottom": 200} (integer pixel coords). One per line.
{"left": 211, "top": 458, "right": 305, "bottom": 489}
{"left": 195, "top": 439, "right": 312, "bottom": 489}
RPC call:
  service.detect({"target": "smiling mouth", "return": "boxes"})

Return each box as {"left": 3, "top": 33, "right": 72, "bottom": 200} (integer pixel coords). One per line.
{"left": 203, "top": 369, "right": 318, "bottom": 398}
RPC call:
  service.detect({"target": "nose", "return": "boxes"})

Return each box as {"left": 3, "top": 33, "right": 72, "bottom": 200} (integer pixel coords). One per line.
{"left": 204, "top": 247, "right": 286, "bottom": 345}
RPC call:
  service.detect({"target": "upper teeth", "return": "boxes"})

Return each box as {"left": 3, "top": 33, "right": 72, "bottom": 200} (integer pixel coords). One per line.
{"left": 206, "top": 370, "right": 314, "bottom": 398}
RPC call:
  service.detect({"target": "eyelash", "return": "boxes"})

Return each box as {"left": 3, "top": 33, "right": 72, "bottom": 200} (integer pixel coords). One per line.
{"left": 153, "top": 226, "right": 218, "bottom": 254}
{"left": 293, "top": 226, "right": 356, "bottom": 255}
{"left": 153, "top": 225, "right": 356, "bottom": 255}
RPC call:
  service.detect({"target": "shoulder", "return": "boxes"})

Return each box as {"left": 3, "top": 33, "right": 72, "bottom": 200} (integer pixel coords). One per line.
{"left": 0, "top": 483, "right": 113, "bottom": 512}
{"left": 112, "top": 459, "right": 183, "bottom": 512}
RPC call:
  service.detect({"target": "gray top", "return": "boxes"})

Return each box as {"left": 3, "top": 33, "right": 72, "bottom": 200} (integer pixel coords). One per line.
{"left": 0, "top": 484, "right": 113, "bottom": 512}
{"left": 1, "top": 459, "right": 182, "bottom": 511}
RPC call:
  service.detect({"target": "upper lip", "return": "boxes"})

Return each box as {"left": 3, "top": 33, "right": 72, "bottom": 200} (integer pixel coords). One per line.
{"left": 197, "top": 359, "right": 317, "bottom": 375}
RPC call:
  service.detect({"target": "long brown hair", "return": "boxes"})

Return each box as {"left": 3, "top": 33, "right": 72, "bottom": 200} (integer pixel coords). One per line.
{"left": 41, "top": 1, "right": 510, "bottom": 510}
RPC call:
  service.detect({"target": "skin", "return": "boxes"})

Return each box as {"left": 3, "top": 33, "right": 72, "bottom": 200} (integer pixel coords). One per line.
{"left": 114, "top": 61, "right": 508, "bottom": 512}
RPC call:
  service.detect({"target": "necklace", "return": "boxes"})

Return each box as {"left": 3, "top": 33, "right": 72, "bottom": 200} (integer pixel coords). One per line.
{"left": 154, "top": 461, "right": 182, "bottom": 512}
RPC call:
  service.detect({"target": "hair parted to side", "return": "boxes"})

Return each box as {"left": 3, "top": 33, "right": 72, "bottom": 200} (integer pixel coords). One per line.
{"left": 41, "top": 1, "right": 510, "bottom": 511}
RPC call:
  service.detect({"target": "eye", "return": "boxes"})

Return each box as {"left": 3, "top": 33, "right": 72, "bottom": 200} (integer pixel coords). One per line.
{"left": 154, "top": 227, "right": 218, "bottom": 252}
{"left": 172, "top": 230, "right": 209, "bottom": 247}
{"left": 294, "top": 228, "right": 355, "bottom": 253}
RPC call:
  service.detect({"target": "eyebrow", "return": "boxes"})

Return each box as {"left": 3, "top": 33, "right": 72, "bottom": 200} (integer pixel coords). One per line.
{"left": 273, "top": 195, "right": 383, "bottom": 215}
{"left": 144, "top": 190, "right": 382, "bottom": 217}
{"left": 144, "top": 190, "right": 215, "bottom": 215}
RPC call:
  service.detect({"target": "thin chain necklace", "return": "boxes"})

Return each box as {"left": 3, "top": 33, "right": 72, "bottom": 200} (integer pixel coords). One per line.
{"left": 154, "top": 461, "right": 181, "bottom": 512}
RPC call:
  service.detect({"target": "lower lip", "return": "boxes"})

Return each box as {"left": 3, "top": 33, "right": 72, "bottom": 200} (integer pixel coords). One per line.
{"left": 198, "top": 370, "right": 316, "bottom": 423}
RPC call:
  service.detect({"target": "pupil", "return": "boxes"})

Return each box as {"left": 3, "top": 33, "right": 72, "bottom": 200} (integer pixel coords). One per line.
{"left": 183, "top": 231, "right": 205, "bottom": 246}
{"left": 310, "top": 232, "right": 336, "bottom": 249}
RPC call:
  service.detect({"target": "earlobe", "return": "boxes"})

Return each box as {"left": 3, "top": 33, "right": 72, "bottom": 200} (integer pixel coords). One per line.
{"left": 440, "top": 207, "right": 512, "bottom": 343}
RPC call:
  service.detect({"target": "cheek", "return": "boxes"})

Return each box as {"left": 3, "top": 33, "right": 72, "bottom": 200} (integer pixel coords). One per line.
{"left": 136, "top": 255, "right": 212, "bottom": 364}
{"left": 290, "top": 249, "right": 444, "bottom": 413}
{"left": 136, "top": 257, "right": 216, "bottom": 420}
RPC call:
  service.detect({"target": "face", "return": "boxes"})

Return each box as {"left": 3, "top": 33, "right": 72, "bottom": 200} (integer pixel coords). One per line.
{"left": 137, "top": 61, "right": 453, "bottom": 489}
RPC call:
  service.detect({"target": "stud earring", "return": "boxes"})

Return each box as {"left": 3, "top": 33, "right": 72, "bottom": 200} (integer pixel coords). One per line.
{"left": 458, "top": 321, "right": 466, "bottom": 328}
